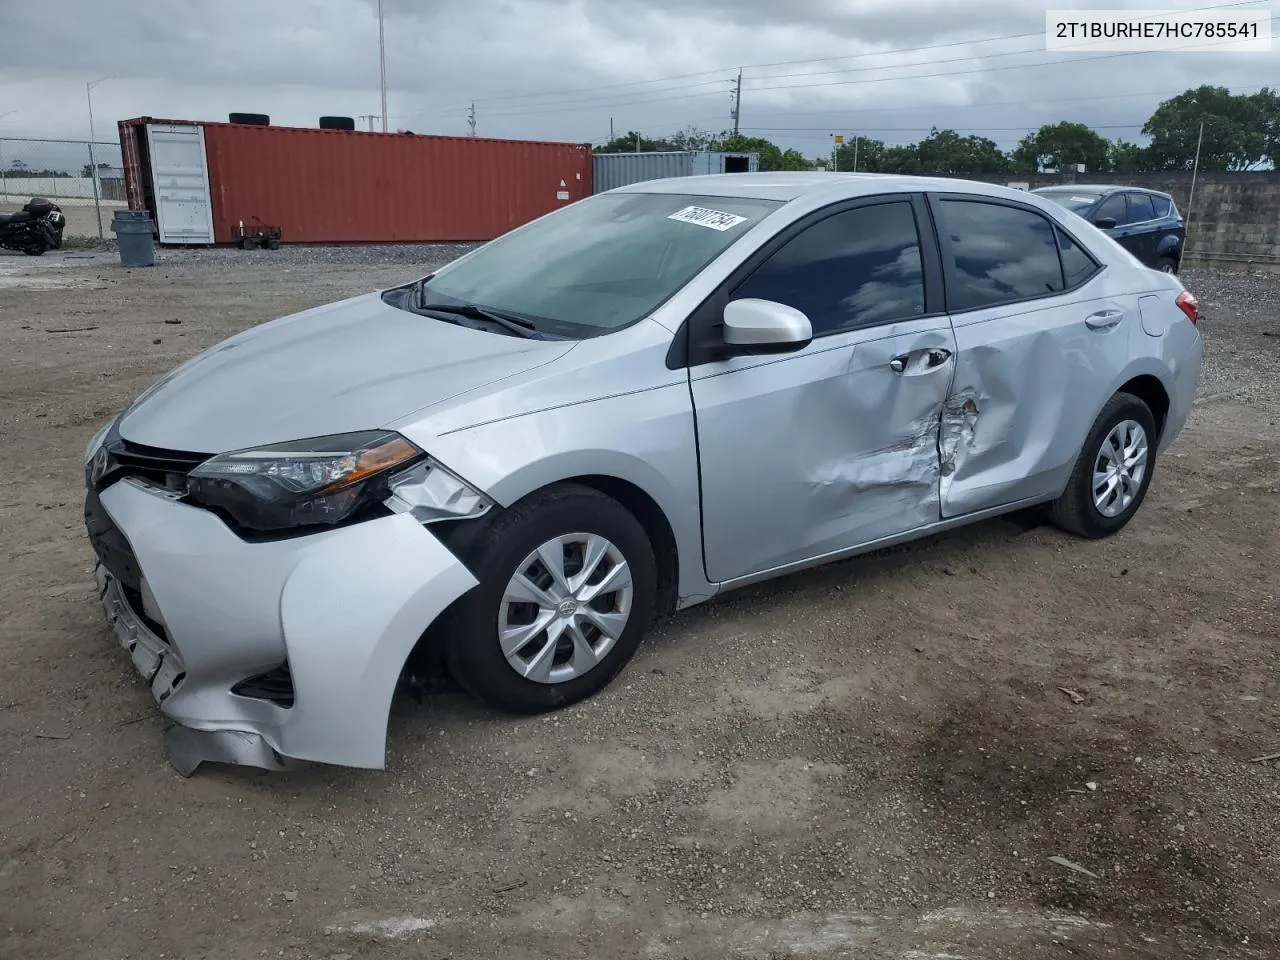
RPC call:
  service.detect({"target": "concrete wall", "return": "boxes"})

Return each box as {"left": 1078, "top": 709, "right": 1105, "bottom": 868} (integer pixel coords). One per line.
{"left": 973, "top": 171, "right": 1280, "bottom": 271}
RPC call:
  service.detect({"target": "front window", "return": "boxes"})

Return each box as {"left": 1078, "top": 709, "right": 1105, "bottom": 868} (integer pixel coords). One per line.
{"left": 417, "top": 192, "right": 782, "bottom": 337}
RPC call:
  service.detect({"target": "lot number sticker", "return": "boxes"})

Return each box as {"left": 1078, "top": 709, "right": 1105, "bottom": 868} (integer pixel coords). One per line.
{"left": 667, "top": 205, "right": 748, "bottom": 231}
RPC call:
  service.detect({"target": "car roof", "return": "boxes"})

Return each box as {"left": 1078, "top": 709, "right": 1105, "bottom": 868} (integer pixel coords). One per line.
{"left": 614, "top": 171, "right": 1054, "bottom": 204}
{"left": 1034, "top": 184, "right": 1173, "bottom": 200}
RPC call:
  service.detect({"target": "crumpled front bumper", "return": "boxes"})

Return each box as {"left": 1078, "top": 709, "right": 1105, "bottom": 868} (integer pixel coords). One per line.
{"left": 88, "top": 477, "right": 478, "bottom": 776}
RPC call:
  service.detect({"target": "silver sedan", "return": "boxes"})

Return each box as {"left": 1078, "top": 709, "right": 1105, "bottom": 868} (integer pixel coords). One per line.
{"left": 83, "top": 173, "right": 1204, "bottom": 774}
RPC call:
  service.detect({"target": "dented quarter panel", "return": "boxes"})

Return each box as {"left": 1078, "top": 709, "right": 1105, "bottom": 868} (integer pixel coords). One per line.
{"left": 690, "top": 317, "right": 957, "bottom": 584}
{"left": 940, "top": 283, "right": 1139, "bottom": 517}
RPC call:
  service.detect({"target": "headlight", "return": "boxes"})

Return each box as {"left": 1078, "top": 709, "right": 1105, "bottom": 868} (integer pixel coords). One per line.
{"left": 187, "top": 431, "right": 423, "bottom": 533}
{"left": 85, "top": 419, "right": 114, "bottom": 464}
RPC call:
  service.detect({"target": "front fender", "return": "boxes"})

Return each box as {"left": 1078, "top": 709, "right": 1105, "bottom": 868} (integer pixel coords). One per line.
{"left": 425, "top": 381, "right": 714, "bottom": 606}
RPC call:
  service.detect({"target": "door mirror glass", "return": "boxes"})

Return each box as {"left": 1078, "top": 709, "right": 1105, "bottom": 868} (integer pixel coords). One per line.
{"left": 1093, "top": 216, "right": 1117, "bottom": 230}
{"left": 722, "top": 298, "right": 812, "bottom": 352}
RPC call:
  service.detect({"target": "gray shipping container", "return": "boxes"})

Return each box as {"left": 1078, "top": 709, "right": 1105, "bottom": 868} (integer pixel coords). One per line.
{"left": 592, "top": 151, "right": 760, "bottom": 193}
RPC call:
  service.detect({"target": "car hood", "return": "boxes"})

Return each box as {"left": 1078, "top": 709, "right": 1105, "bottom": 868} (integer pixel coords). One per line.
{"left": 118, "top": 292, "right": 576, "bottom": 453}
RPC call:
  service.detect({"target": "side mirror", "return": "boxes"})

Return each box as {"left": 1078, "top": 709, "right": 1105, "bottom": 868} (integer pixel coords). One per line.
{"left": 722, "top": 298, "right": 812, "bottom": 353}
{"left": 1094, "top": 217, "right": 1117, "bottom": 230}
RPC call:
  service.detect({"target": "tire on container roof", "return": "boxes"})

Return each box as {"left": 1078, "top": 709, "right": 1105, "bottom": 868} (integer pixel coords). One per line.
{"left": 228, "top": 112, "right": 270, "bottom": 126}
{"left": 319, "top": 116, "right": 356, "bottom": 131}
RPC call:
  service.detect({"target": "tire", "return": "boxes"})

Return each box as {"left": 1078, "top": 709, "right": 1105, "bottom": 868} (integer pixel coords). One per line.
{"left": 242, "top": 236, "right": 261, "bottom": 251}
{"left": 1158, "top": 255, "right": 1178, "bottom": 274}
{"left": 265, "top": 237, "right": 281, "bottom": 250}
{"left": 228, "top": 112, "right": 270, "bottom": 126}
{"left": 443, "top": 484, "right": 657, "bottom": 713}
{"left": 1049, "top": 392, "right": 1158, "bottom": 539}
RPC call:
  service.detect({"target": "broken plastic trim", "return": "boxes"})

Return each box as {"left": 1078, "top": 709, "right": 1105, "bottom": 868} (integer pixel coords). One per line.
{"left": 384, "top": 459, "right": 493, "bottom": 524}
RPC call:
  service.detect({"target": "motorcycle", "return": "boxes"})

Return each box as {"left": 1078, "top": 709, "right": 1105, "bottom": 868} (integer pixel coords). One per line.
{"left": 0, "top": 197, "right": 67, "bottom": 255}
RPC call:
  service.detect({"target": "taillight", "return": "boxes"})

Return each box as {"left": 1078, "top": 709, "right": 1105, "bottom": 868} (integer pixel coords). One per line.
{"left": 1175, "top": 290, "right": 1199, "bottom": 325}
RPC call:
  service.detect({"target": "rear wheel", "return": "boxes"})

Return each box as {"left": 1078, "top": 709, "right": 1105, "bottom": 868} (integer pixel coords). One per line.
{"left": 444, "top": 484, "right": 657, "bottom": 713}
{"left": 1158, "top": 255, "right": 1178, "bottom": 274}
{"left": 1049, "top": 392, "right": 1157, "bottom": 539}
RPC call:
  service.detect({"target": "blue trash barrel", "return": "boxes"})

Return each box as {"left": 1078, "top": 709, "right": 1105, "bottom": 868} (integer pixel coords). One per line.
{"left": 111, "top": 209, "right": 156, "bottom": 267}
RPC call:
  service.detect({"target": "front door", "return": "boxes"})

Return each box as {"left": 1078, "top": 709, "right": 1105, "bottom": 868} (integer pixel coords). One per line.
{"left": 687, "top": 196, "right": 957, "bottom": 584}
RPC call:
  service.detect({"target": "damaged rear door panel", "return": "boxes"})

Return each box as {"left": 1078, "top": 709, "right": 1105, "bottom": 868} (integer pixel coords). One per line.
{"left": 927, "top": 192, "right": 1135, "bottom": 516}
{"left": 683, "top": 194, "right": 957, "bottom": 583}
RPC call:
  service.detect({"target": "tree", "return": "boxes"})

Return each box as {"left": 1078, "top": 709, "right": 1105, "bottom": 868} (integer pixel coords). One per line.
{"left": 1107, "top": 138, "right": 1149, "bottom": 173}
{"left": 594, "top": 130, "right": 668, "bottom": 153}
{"left": 1250, "top": 87, "right": 1280, "bottom": 166}
{"left": 1142, "top": 85, "right": 1269, "bottom": 171}
{"left": 833, "top": 137, "right": 886, "bottom": 171}
{"left": 1013, "top": 121, "right": 1111, "bottom": 173}
{"left": 715, "top": 133, "right": 812, "bottom": 171}
{"left": 666, "top": 125, "right": 720, "bottom": 152}
{"left": 913, "top": 127, "right": 1011, "bottom": 174}
{"left": 80, "top": 161, "right": 112, "bottom": 178}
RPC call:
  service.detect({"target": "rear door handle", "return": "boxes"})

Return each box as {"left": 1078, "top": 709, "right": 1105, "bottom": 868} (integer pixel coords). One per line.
{"left": 890, "top": 348, "right": 952, "bottom": 373}
{"left": 1085, "top": 309, "right": 1124, "bottom": 330}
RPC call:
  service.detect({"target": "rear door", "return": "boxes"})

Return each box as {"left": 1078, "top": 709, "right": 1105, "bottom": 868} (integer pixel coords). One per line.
{"left": 1124, "top": 191, "right": 1160, "bottom": 266}
{"left": 928, "top": 192, "right": 1133, "bottom": 516}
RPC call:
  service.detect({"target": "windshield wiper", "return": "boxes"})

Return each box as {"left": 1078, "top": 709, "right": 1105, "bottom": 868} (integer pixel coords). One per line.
{"left": 418, "top": 301, "right": 546, "bottom": 339}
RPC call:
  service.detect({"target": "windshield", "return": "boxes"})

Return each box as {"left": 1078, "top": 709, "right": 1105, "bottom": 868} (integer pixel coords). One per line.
{"left": 418, "top": 192, "right": 782, "bottom": 336}
{"left": 1035, "top": 190, "right": 1103, "bottom": 214}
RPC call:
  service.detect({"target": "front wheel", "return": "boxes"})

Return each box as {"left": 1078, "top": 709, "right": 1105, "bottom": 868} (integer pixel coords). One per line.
{"left": 443, "top": 484, "right": 657, "bottom": 713}
{"left": 1049, "top": 392, "right": 1158, "bottom": 538}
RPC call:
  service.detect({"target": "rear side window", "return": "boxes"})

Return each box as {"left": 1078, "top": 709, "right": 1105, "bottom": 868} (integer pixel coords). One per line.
{"left": 1127, "top": 192, "right": 1157, "bottom": 222}
{"left": 731, "top": 200, "right": 926, "bottom": 336}
{"left": 936, "top": 199, "right": 1064, "bottom": 310}
{"left": 1151, "top": 195, "right": 1173, "bottom": 218}
{"left": 1057, "top": 227, "right": 1101, "bottom": 287}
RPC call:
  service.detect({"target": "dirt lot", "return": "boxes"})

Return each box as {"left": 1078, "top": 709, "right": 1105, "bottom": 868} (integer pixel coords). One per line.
{"left": 1, "top": 246, "right": 1277, "bottom": 960}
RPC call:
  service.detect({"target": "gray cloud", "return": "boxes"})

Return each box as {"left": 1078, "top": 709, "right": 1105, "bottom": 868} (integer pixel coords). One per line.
{"left": 0, "top": 0, "right": 1274, "bottom": 168}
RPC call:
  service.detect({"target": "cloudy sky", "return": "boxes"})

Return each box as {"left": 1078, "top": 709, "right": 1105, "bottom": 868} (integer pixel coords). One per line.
{"left": 0, "top": 0, "right": 1275, "bottom": 170}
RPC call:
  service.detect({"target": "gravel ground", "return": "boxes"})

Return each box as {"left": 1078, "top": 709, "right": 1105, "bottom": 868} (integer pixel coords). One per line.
{"left": 0, "top": 249, "right": 1277, "bottom": 960}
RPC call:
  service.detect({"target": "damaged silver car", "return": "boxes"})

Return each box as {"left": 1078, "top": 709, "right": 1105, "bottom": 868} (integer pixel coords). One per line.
{"left": 83, "top": 173, "right": 1204, "bottom": 775}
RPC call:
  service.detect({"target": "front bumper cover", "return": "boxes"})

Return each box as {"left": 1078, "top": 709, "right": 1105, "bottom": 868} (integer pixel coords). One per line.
{"left": 88, "top": 477, "right": 478, "bottom": 776}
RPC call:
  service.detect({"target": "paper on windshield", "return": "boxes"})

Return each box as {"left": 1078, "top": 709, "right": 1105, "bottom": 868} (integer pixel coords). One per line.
{"left": 667, "top": 206, "right": 748, "bottom": 231}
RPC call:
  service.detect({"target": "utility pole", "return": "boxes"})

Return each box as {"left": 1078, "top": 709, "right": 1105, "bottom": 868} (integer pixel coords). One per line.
{"left": 730, "top": 68, "right": 742, "bottom": 136}
{"left": 609, "top": 117, "right": 614, "bottom": 141}
{"left": 1185, "top": 118, "right": 1205, "bottom": 254}
{"left": 635, "top": 132, "right": 640, "bottom": 152}
{"left": 467, "top": 102, "right": 476, "bottom": 136}
{"left": 358, "top": 114, "right": 378, "bottom": 132}
{"left": 86, "top": 77, "right": 109, "bottom": 241}
{"left": 377, "top": 0, "right": 388, "bottom": 131}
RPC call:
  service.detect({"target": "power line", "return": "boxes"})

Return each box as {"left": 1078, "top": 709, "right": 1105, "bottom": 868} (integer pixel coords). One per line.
{"left": 392, "top": 0, "right": 1268, "bottom": 118}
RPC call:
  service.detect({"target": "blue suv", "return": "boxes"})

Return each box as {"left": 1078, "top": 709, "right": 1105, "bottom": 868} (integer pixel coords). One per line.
{"left": 1032, "top": 185, "right": 1185, "bottom": 274}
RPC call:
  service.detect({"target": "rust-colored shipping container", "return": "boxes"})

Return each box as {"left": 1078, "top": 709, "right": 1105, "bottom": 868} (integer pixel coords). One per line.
{"left": 119, "top": 117, "right": 592, "bottom": 245}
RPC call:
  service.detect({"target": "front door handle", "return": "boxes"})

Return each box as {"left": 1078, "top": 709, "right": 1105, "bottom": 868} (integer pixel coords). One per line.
{"left": 890, "top": 348, "right": 952, "bottom": 374}
{"left": 1085, "top": 309, "right": 1124, "bottom": 330}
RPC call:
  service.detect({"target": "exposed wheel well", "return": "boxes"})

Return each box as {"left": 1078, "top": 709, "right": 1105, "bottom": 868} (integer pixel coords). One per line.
{"left": 564, "top": 475, "right": 681, "bottom": 618}
{"left": 1118, "top": 375, "right": 1170, "bottom": 442}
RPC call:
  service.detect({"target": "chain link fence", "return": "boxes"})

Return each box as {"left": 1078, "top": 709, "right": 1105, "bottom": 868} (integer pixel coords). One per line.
{"left": 0, "top": 137, "right": 127, "bottom": 240}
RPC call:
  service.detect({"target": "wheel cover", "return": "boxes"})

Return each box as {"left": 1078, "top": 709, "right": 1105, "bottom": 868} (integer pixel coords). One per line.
{"left": 498, "top": 532, "right": 634, "bottom": 685}
{"left": 1160, "top": 261, "right": 1175, "bottom": 273}
{"left": 1092, "top": 419, "right": 1149, "bottom": 518}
